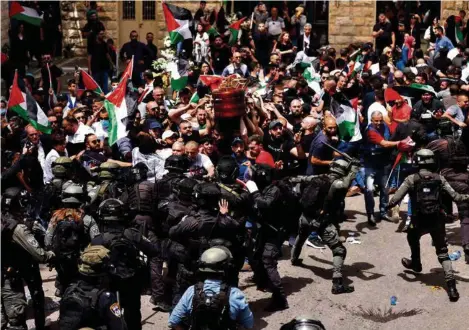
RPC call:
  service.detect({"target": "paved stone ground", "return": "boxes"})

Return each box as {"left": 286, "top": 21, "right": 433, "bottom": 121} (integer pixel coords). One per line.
{"left": 27, "top": 194, "right": 469, "bottom": 330}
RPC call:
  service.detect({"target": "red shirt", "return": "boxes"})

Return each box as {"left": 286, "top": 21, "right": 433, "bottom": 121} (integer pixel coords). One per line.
{"left": 255, "top": 150, "right": 276, "bottom": 168}
{"left": 367, "top": 127, "right": 386, "bottom": 145}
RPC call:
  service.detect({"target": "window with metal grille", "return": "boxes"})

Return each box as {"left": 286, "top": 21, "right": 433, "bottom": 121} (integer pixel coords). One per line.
{"left": 122, "top": 1, "right": 135, "bottom": 20}
{"left": 142, "top": 1, "right": 156, "bottom": 20}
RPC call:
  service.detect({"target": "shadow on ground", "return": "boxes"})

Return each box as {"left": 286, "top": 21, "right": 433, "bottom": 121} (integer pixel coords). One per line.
{"left": 248, "top": 276, "right": 314, "bottom": 329}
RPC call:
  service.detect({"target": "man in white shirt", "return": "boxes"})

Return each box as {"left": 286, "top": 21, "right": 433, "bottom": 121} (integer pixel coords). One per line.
{"left": 44, "top": 135, "right": 68, "bottom": 183}
{"left": 266, "top": 7, "right": 285, "bottom": 40}
{"left": 367, "top": 89, "right": 390, "bottom": 125}
{"left": 62, "top": 116, "right": 95, "bottom": 156}
{"left": 185, "top": 141, "right": 214, "bottom": 177}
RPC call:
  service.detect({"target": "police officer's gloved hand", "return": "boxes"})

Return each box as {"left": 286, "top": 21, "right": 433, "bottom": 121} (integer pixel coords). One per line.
{"left": 245, "top": 180, "right": 259, "bottom": 193}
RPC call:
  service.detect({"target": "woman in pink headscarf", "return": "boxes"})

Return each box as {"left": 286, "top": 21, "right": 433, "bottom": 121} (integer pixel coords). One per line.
{"left": 396, "top": 35, "right": 415, "bottom": 70}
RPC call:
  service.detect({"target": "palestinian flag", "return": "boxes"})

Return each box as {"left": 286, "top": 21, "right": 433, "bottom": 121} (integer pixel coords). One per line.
{"left": 302, "top": 64, "right": 321, "bottom": 94}
{"left": 228, "top": 17, "right": 246, "bottom": 45}
{"left": 206, "top": 25, "right": 220, "bottom": 37}
{"left": 9, "top": 2, "right": 43, "bottom": 26}
{"left": 80, "top": 69, "right": 103, "bottom": 95}
{"left": 199, "top": 75, "right": 224, "bottom": 91}
{"left": 331, "top": 95, "right": 362, "bottom": 142}
{"left": 7, "top": 71, "right": 51, "bottom": 133}
{"left": 104, "top": 61, "right": 132, "bottom": 145}
{"left": 189, "top": 92, "right": 200, "bottom": 104}
{"left": 162, "top": 2, "right": 192, "bottom": 45}
{"left": 455, "top": 16, "right": 464, "bottom": 43}
{"left": 167, "top": 59, "right": 189, "bottom": 91}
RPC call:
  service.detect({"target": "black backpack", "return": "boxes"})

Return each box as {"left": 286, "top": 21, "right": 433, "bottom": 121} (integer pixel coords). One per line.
{"left": 413, "top": 173, "right": 442, "bottom": 216}
{"left": 59, "top": 281, "right": 103, "bottom": 330}
{"left": 190, "top": 281, "right": 234, "bottom": 330}
{"left": 445, "top": 137, "right": 469, "bottom": 169}
{"left": 52, "top": 218, "right": 84, "bottom": 259}
{"left": 128, "top": 181, "right": 154, "bottom": 215}
{"left": 108, "top": 236, "right": 142, "bottom": 279}
{"left": 299, "top": 176, "right": 331, "bottom": 217}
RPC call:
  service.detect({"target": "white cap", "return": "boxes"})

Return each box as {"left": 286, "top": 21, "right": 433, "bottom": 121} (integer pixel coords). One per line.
{"left": 162, "top": 130, "right": 177, "bottom": 140}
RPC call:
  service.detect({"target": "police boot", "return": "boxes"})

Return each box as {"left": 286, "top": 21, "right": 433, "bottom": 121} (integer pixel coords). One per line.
{"left": 264, "top": 294, "right": 289, "bottom": 312}
{"left": 331, "top": 278, "right": 354, "bottom": 294}
{"left": 446, "top": 279, "right": 459, "bottom": 302}
{"left": 401, "top": 257, "right": 422, "bottom": 272}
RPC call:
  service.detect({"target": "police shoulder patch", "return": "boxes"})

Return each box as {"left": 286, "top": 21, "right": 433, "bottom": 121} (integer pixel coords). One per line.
{"left": 110, "top": 303, "right": 121, "bottom": 317}
{"left": 27, "top": 236, "right": 39, "bottom": 248}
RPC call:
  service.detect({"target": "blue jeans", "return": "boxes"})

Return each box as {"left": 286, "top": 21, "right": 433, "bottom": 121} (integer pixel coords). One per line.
{"left": 92, "top": 70, "right": 109, "bottom": 94}
{"left": 364, "top": 163, "right": 391, "bottom": 217}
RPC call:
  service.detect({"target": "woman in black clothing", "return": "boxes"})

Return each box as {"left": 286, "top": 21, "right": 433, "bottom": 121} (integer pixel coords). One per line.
{"left": 9, "top": 23, "right": 29, "bottom": 77}
{"left": 273, "top": 32, "right": 296, "bottom": 66}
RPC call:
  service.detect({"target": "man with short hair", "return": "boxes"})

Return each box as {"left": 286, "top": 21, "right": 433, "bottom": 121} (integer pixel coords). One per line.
{"left": 62, "top": 116, "right": 95, "bottom": 156}
{"left": 266, "top": 7, "right": 285, "bottom": 44}
{"left": 364, "top": 111, "right": 399, "bottom": 226}
{"left": 81, "top": 133, "right": 107, "bottom": 172}
{"left": 88, "top": 29, "right": 113, "bottom": 94}
{"left": 443, "top": 94, "right": 468, "bottom": 129}
{"left": 412, "top": 91, "right": 445, "bottom": 141}
{"left": 185, "top": 141, "right": 214, "bottom": 177}
{"left": 172, "top": 141, "right": 185, "bottom": 156}
{"left": 179, "top": 120, "right": 200, "bottom": 144}
{"left": 231, "top": 137, "right": 249, "bottom": 180}
{"left": 119, "top": 30, "right": 151, "bottom": 85}
{"left": 222, "top": 52, "right": 250, "bottom": 78}
{"left": 307, "top": 116, "right": 339, "bottom": 176}
{"left": 210, "top": 36, "right": 231, "bottom": 75}
{"left": 247, "top": 134, "right": 275, "bottom": 168}
{"left": 146, "top": 32, "right": 158, "bottom": 64}
{"left": 372, "top": 13, "right": 395, "bottom": 55}
{"left": 431, "top": 26, "right": 454, "bottom": 55}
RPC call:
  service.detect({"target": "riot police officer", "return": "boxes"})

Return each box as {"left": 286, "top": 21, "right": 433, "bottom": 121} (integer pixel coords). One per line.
{"left": 289, "top": 158, "right": 358, "bottom": 294}
{"left": 91, "top": 198, "right": 161, "bottom": 330}
{"left": 59, "top": 245, "right": 127, "bottom": 330}
{"left": 388, "top": 149, "right": 469, "bottom": 302}
{"left": 169, "top": 246, "right": 254, "bottom": 330}
{"left": 160, "top": 177, "right": 198, "bottom": 307}
{"left": 1, "top": 187, "right": 55, "bottom": 330}
{"left": 428, "top": 119, "right": 469, "bottom": 263}
{"left": 169, "top": 183, "right": 240, "bottom": 304}
{"left": 89, "top": 162, "right": 126, "bottom": 210}
{"left": 45, "top": 183, "right": 100, "bottom": 297}
{"left": 244, "top": 164, "right": 290, "bottom": 311}
{"left": 154, "top": 154, "right": 190, "bottom": 203}
{"left": 214, "top": 156, "right": 252, "bottom": 282}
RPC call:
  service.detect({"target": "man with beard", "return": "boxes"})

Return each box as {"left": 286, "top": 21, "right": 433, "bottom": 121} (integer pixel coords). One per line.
{"left": 199, "top": 136, "right": 219, "bottom": 165}
{"left": 253, "top": 22, "right": 270, "bottom": 67}
{"left": 210, "top": 36, "right": 231, "bottom": 75}
{"left": 222, "top": 52, "right": 250, "bottom": 78}
{"left": 87, "top": 29, "right": 113, "bottom": 94}
{"left": 62, "top": 116, "right": 95, "bottom": 157}
{"left": 231, "top": 137, "right": 249, "bottom": 181}
{"left": 81, "top": 133, "right": 108, "bottom": 173}
{"left": 285, "top": 99, "right": 306, "bottom": 131}
{"left": 119, "top": 30, "right": 151, "bottom": 85}
{"left": 306, "top": 116, "right": 339, "bottom": 175}
{"left": 81, "top": 10, "right": 105, "bottom": 44}
{"left": 263, "top": 120, "right": 305, "bottom": 174}
{"left": 412, "top": 92, "right": 445, "bottom": 142}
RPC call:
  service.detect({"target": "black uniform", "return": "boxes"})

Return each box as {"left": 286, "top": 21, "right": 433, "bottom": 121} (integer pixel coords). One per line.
{"left": 91, "top": 228, "right": 160, "bottom": 330}
{"left": 388, "top": 169, "right": 469, "bottom": 282}
{"left": 59, "top": 279, "right": 127, "bottom": 330}
{"left": 1, "top": 214, "right": 54, "bottom": 330}
{"left": 169, "top": 209, "right": 240, "bottom": 304}
{"left": 250, "top": 182, "right": 289, "bottom": 308}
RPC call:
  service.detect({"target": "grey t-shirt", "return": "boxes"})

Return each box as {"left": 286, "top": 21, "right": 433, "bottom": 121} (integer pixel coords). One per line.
{"left": 266, "top": 17, "right": 285, "bottom": 36}
{"left": 446, "top": 104, "right": 465, "bottom": 122}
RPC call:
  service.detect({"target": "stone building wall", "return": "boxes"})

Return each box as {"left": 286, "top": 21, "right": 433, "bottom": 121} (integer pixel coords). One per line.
{"left": 328, "top": 0, "right": 376, "bottom": 51}
{"left": 1, "top": 1, "right": 10, "bottom": 47}
{"left": 441, "top": 0, "right": 469, "bottom": 22}
{"left": 60, "top": 1, "right": 118, "bottom": 57}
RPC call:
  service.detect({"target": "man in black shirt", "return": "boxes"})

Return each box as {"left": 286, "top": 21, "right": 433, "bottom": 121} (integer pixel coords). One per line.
{"left": 145, "top": 32, "right": 158, "bottom": 66}
{"left": 253, "top": 22, "right": 270, "bottom": 67}
{"left": 120, "top": 31, "right": 151, "bottom": 86}
{"left": 40, "top": 54, "right": 63, "bottom": 94}
{"left": 210, "top": 36, "right": 231, "bottom": 75}
{"left": 372, "top": 13, "right": 395, "bottom": 56}
{"left": 81, "top": 133, "right": 108, "bottom": 173}
{"left": 81, "top": 10, "right": 105, "bottom": 44}
{"left": 88, "top": 29, "right": 113, "bottom": 94}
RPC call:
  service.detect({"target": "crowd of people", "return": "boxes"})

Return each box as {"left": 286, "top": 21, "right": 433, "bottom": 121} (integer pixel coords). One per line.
{"left": 2, "top": 1, "right": 469, "bottom": 330}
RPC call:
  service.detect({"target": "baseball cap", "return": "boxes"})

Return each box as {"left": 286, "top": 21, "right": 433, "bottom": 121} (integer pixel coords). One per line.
{"left": 148, "top": 120, "right": 162, "bottom": 130}
{"left": 231, "top": 137, "right": 244, "bottom": 146}
{"left": 57, "top": 93, "right": 68, "bottom": 101}
{"left": 269, "top": 120, "right": 283, "bottom": 130}
{"left": 162, "top": 130, "right": 177, "bottom": 140}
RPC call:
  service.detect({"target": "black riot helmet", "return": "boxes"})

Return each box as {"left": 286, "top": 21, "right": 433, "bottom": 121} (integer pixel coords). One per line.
{"left": 176, "top": 177, "right": 198, "bottom": 201}
{"left": 413, "top": 149, "right": 436, "bottom": 170}
{"left": 164, "top": 154, "right": 190, "bottom": 173}
{"left": 280, "top": 317, "right": 326, "bottom": 330}
{"left": 216, "top": 156, "right": 240, "bottom": 184}
{"left": 1, "top": 187, "right": 23, "bottom": 214}
{"left": 98, "top": 198, "right": 128, "bottom": 222}
{"left": 194, "top": 182, "right": 221, "bottom": 212}
{"left": 436, "top": 118, "right": 454, "bottom": 137}
{"left": 131, "top": 162, "right": 149, "bottom": 183}
{"left": 250, "top": 164, "right": 274, "bottom": 190}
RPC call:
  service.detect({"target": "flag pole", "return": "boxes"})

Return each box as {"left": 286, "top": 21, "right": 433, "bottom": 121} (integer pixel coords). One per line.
{"left": 250, "top": 12, "right": 254, "bottom": 30}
